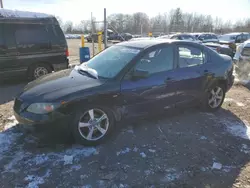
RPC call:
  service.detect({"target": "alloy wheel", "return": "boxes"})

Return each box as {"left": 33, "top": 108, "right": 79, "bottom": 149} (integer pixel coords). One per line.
{"left": 208, "top": 86, "right": 224, "bottom": 108}
{"left": 34, "top": 67, "right": 49, "bottom": 79}
{"left": 78, "top": 108, "right": 109, "bottom": 141}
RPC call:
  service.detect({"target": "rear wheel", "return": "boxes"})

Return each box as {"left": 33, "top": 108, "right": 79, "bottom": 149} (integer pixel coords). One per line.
{"left": 28, "top": 64, "right": 52, "bottom": 80}
{"left": 72, "top": 106, "right": 115, "bottom": 146}
{"left": 202, "top": 85, "right": 225, "bottom": 112}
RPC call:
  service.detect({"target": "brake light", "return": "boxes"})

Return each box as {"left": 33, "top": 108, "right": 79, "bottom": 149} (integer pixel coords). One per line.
{"left": 65, "top": 49, "right": 69, "bottom": 57}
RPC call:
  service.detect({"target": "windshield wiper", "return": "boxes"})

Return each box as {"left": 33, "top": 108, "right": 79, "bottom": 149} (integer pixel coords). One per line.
{"left": 74, "top": 65, "right": 98, "bottom": 79}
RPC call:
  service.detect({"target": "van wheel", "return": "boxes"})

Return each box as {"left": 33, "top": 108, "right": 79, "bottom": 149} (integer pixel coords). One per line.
{"left": 29, "top": 64, "right": 52, "bottom": 80}
{"left": 72, "top": 106, "right": 115, "bottom": 146}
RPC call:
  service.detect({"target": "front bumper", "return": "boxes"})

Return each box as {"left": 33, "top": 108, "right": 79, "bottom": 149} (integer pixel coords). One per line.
{"left": 14, "top": 108, "right": 72, "bottom": 126}
{"left": 227, "top": 75, "right": 235, "bottom": 91}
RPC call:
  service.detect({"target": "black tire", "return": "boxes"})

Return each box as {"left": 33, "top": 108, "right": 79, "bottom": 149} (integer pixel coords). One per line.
{"left": 71, "top": 106, "right": 115, "bottom": 146}
{"left": 28, "top": 63, "right": 52, "bottom": 80}
{"left": 201, "top": 84, "right": 225, "bottom": 112}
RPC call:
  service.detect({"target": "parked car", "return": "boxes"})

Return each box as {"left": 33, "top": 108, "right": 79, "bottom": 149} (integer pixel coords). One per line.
{"left": 196, "top": 33, "right": 219, "bottom": 43}
{"left": 233, "top": 39, "right": 250, "bottom": 76}
{"left": 86, "top": 33, "right": 98, "bottom": 42}
{"left": 14, "top": 40, "right": 234, "bottom": 145}
{"left": 218, "top": 32, "right": 250, "bottom": 53}
{"left": 0, "top": 9, "right": 69, "bottom": 80}
{"left": 203, "top": 42, "right": 234, "bottom": 58}
{"left": 109, "top": 33, "right": 132, "bottom": 41}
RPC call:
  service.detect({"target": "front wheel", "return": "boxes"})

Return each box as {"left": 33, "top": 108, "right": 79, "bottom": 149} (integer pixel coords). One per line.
{"left": 72, "top": 107, "right": 115, "bottom": 146}
{"left": 202, "top": 85, "right": 225, "bottom": 112}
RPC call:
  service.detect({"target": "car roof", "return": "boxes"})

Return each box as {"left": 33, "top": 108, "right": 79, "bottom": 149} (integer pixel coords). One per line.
{"left": 0, "top": 9, "right": 57, "bottom": 24}
{"left": 0, "top": 9, "right": 52, "bottom": 19}
{"left": 117, "top": 39, "right": 201, "bottom": 49}
{"left": 222, "top": 32, "right": 249, "bottom": 36}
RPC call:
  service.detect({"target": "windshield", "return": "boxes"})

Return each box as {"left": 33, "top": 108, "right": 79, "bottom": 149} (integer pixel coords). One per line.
{"left": 82, "top": 45, "right": 141, "bottom": 79}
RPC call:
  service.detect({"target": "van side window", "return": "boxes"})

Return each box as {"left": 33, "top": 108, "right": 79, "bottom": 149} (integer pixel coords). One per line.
{"left": 0, "top": 24, "right": 5, "bottom": 55}
{"left": 15, "top": 24, "right": 50, "bottom": 53}
{"left": 49, "top": 24, "right": 65, "bottom": 45}
{"left": 4, "top": 24, "right": 16, "bottom": 51}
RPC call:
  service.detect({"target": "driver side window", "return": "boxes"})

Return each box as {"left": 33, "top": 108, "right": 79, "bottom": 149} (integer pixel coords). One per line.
{"left": 134, "top": 46, "right": 174, "bottom": 76}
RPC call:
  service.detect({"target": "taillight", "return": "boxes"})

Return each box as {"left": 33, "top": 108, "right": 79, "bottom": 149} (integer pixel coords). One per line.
{"left": 216, "top": 47, "right": 221, "bottom": 53}
{"left": 65, "top": 49, "right": 69, "bottom": 57}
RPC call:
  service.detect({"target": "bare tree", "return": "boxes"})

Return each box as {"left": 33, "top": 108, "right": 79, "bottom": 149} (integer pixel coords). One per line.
{"left": 64, "top": 21, "right": 73, "bottom": 33}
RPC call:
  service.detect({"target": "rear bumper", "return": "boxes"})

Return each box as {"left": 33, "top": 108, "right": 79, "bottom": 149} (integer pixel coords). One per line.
{"left": 52, "top": 60, "right": 69, "bottom": 71}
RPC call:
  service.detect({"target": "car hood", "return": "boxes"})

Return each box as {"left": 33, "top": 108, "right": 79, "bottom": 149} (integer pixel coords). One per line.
{"left": 19, "top": 69, "right": 105, "bottom": 102}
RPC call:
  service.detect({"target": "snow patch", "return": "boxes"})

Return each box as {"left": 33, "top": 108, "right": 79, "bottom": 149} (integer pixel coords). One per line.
{"left": 140, "top": 152, "right": 147, "bottom": 158}
{"left": 221, "top": 119, "right": 250, "bottom": 140}
{"left": 241, "top": 144, "right": 250, "bottom": 154}
{"left": 25, "top": 170, "right": 51, "bottom": 188}
{"left": 64, "top": 155, "right": 73, "bottom": 165}
{"left": 3, "top": 151, "right": 25, "bottom": 173}
{"left": 199, "top": 136, "right": 208, "bottom": 140}
{"left": 0, "top": 117, "right": 21, "bottom": 159}
{"left": 234, "top": 78, "right": 250, "bottom": 85}
{"left": 212, "top": 162, "right": 222, "bottom": 170}
{"left": 162, "top": 168, "right": 182, "bottom": 183}
{"left": 116, "top": 147, "right": 130, "bottom": 156}
{"left": 222, "top": 165, "right": 236, "bottom": 173}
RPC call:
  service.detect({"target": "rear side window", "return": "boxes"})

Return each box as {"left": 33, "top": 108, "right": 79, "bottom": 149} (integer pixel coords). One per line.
{"left": 178, "top": 46, "right": 204, "bottom": 68}
{"left": 0, "top": 23, "right": 5, "bottom": 54}
{"left": 49, "top": 24, "right": 66, "bottom": 45}
{"left": 15, "top": 24, "right": 50, "bottom": 52}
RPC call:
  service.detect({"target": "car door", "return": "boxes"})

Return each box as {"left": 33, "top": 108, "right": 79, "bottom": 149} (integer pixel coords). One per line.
{"left": 120, "top": 44, "right": 178, "bottom": 118}
{"left": 173, "top": 44, "right": 206, "bottom": 107}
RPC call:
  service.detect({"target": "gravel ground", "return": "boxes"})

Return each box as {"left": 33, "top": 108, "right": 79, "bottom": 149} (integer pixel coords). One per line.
{"left": 0, "top": 84, "right": 250, "bottom": 188}
{"left": 0, "top": 40, "right": 250, "bottom": 187}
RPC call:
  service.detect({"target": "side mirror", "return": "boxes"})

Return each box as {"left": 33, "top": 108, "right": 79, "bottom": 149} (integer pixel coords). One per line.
{"left": 131, "top": 69, "right": 149, "bottom": 80}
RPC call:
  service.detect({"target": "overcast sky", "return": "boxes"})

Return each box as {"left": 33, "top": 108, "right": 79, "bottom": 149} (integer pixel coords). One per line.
{"left": 3, "top": 0, "right": 250, "bottom": 25}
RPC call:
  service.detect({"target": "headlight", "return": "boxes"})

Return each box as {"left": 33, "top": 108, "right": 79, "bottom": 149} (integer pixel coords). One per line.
{"left": 26, "top": 103, "right": 60, "bottom": 114}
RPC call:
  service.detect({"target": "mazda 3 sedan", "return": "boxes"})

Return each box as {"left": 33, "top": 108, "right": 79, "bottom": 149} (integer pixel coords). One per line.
{"left": 14, "top": 40, "right": 234, "bottom": 145}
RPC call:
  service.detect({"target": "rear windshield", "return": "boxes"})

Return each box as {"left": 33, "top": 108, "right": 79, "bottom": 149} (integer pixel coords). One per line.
{"left": 242, "top": 47, "right": 250, "bottom": 56}
{"left": 219, "top": 35, "right": 236, "bottom": 41}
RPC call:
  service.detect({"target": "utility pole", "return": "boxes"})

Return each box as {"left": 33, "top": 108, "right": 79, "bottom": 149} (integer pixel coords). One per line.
{"left": 104, "top": 8, "right": 107, "bottom": 48}
{"left": 0, "top": 0, "right": 3, "bottom": 8}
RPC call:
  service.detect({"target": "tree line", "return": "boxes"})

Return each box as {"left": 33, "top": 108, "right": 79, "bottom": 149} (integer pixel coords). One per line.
{"left": 58, "top": 8, "right": 250, "bottom": 35}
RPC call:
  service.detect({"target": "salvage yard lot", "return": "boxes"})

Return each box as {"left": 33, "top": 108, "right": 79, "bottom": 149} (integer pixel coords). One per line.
{"left": 0, "top": 40, "right": 250, "bottom": 187}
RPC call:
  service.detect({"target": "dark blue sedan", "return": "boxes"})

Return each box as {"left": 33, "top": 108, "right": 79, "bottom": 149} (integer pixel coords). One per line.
{"left": 14, "top": 40, "right": 234, "bottom": 145}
